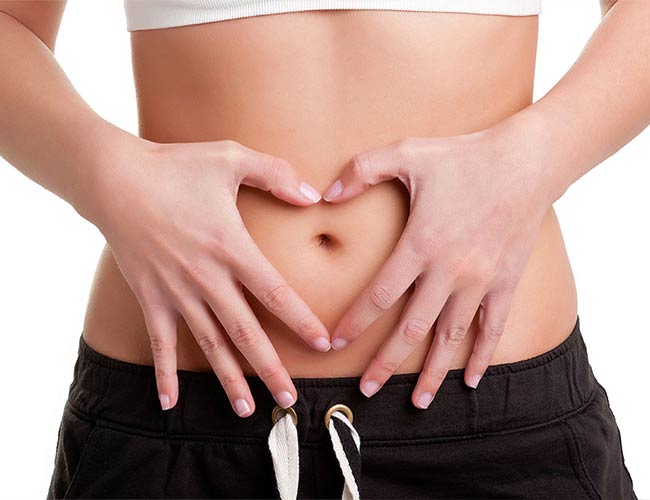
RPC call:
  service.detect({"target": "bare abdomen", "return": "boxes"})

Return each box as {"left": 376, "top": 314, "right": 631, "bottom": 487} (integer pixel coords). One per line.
{"left": 82, "top": 10, "right": 578, "bottom": 376}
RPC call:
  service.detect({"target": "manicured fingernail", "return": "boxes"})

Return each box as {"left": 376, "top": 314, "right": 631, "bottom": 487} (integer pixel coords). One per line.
{"left": 299, "top": 181, "right": 321, "bottom": 203}
{"left": 416, "top": 392, "right": 433, "bottom": 409}
{"left": 159, "top": 393, "right": 171, "bottom": 411}
{"left": 467, "top": 374, "right": 482, "bottom": 389}
{"left": 323, "top": 179, "right": 343, "bottom": 201}
{"left": 361, "top": 380, "right": 380, "bottom": 397}
{"left": 234, "top": 398, "right": 251, "bottom": 417}
{"left": 312, "top": 337, "right": 331, "bottom": 352}
{"left": 331, "top": 338, "right": 348, "bottom": 350}
{"left": 275, "top": 391, "right": 295, "bottom": 408}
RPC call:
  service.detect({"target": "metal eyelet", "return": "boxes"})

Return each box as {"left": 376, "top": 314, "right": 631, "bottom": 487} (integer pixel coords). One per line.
{"left": 324, "top": 403, "right": 354, "bottom": 428}
{"left": 271, "top": 404, "right": 298, "bottom": 426}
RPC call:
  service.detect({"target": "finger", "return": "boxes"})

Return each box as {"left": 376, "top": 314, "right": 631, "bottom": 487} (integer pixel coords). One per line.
{"left": 141, "top": 304, "right": 180, "bottom": 411}
{"left": 232, "top": 234, "right": 331, "bottom": 352}
{"left": 463, "top": 288, "right": 514, "bottom": 390}
{"left": 235, "top": 143, "right": 322, "bottom": 206}
{"left": 201, "top": 277, "right": 299, "bottom": 409}
{"left": 358, "top": 272, "right": 450, "bottom": 397}
{"left": 175, "top": 292, "right": 256, "bottom": 418}
{"left": 330, "top": 222, "right": 422, "bottom": 350}
{"left": 412, "top": 286, "right": 485, "bottom": 409}
{"left": 323, "top": 139, "right": 409, "bottom": 202}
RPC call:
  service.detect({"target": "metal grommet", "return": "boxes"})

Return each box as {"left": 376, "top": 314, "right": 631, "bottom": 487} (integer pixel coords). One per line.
{"left": 324, "top": 403, "right": 354, "bottom": 428}
{"left": 271, "top": 404, "right": 298, "bottom": 426}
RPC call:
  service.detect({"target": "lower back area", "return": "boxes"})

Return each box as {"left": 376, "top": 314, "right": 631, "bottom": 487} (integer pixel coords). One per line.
{"left": 81, "top": 9, "right": 578, "bottom": 376}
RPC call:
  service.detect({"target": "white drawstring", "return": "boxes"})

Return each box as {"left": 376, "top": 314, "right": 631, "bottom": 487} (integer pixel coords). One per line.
{"left": 267, "top": 412, "right": 300, "bottom": 500}
{"left": 268, "top": 406, "right": 362, "bottom": 500}
{"left": 327, "top": 411, "right": 362, "bottom": 500}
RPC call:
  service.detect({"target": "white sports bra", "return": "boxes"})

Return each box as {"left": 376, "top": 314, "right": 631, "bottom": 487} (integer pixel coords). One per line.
{"left": 124, "top": 0, "right": 542, "bottom": 32}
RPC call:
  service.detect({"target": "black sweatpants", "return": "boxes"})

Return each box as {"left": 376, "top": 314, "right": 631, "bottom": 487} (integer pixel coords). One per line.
{"left": 47, "top": 315, "right": 636, "bottom": 499}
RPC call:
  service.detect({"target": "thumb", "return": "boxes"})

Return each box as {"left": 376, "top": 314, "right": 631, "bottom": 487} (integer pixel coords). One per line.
{"left": 323, "top": 142, "right": 404, "bottom": 203}
{"left": 238, "top": 148, "right": 321, "bottom": 206}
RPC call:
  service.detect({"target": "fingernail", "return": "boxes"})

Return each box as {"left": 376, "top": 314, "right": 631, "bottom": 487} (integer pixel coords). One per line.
{"left": 416, "top": 392, "right": 433, "bottom": 409}
{"left": 323, "top": 179, "right": 343, "bottom": 201}
{"left": 312, "top": 337, "right": 331, "bottom": 352}
{"left": 331, "top": 338, "right": 348, "bottom": 350}
{"left": 467, "top": 374, "right": 482, "bottom": 389}
{"left": 361, "top": 380, "right": 380, "bottom": 397}
{"left": 234, "top": 398, "right": 252, "bottom": 417}
{"left": 299, "top": 181, "right": 321, "bottom": 203}
{"left": 159, "top": 393, "right": 171, "bottom": 411}
{"left": 275, "top": 390, "right": 295, "bottom": 408}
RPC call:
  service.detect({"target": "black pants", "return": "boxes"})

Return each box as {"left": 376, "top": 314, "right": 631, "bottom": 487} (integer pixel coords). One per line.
{"left": 48, "top": 315, "right": 636, "bottom": 499}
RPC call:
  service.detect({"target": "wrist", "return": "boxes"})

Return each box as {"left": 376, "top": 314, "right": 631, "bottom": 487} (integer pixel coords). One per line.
{"left": 71, "top": 119, "right": 153, "bottom": 230}
{"left": 487, "top": 104, "right": 575, "bottom": 206}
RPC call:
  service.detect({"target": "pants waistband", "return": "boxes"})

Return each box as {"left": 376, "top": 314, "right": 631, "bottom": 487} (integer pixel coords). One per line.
{"left": 67, "top": 315, "right": 595, "bottom": 444}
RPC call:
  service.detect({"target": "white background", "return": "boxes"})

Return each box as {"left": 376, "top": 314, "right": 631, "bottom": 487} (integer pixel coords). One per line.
{"left": 0, "top": 1, "right": 648, "bottom": 498}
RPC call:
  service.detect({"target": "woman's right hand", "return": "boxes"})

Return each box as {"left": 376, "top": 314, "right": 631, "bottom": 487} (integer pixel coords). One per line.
{"left": 84, "top": 137, "right": 330, "bottom": 417}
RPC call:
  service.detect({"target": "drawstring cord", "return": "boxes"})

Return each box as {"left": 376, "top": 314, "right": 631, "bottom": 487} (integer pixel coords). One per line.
{"left": 327, "top": 411, "right": 362, "bottom": 500}
{"left": 268, "top": 404, "right": 361, "bottom": 500}
{"left": 268, "top": 412, "right": 300, "bottom": 500}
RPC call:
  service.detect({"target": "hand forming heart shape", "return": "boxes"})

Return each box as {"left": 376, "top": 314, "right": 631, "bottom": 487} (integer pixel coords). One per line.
{"left": 322, "top": 122, "right": 558, "bottom": 410}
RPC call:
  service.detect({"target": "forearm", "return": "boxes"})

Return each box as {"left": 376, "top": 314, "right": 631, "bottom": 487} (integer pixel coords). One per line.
{"left": 499, "top": 0, "right": 650, "bottom": 203}
{"left": 0, "top": 12, "right": 141, "bottom": 224}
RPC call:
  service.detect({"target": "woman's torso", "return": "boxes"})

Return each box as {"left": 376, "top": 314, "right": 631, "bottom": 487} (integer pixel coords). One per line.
{"left": 82, "top": 10, "right": 578, "bottom": 377}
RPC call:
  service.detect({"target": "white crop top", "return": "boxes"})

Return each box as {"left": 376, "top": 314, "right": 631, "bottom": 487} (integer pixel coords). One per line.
{"left": 124, "top": 0, "right": 542, "bottom": 32}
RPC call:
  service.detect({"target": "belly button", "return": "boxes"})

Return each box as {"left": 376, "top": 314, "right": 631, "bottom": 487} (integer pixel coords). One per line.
{"left": 315, "top": 233, "right": 334, "bottom": 250}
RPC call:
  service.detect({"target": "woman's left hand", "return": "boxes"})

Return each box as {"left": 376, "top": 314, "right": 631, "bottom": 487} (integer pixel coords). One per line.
{"left": 322, "top": 123, "right": 557, "bottom": 409}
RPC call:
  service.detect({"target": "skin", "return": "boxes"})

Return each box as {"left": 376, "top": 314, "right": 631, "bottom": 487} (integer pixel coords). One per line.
{"left": 322, "top": 130, "right": 554, "bottom": 408}
{"left": 0, "top": 0, "right": 648, "bottom": 418}
{"left": 329, "top": 0, "right": 650, "bottom": 408}
{"left": 0, "top": 3, "right": 331, "bottom": 415}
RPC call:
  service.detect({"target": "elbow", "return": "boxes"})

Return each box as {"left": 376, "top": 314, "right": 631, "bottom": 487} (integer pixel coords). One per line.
{"left": 600, "top": 0, "right": 618, "bottom": 18}
{"left": 0, "top": 2, "right": 66, "bottom": 52}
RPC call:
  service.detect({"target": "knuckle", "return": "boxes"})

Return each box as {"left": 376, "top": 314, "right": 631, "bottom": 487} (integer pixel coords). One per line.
{"left": 422, "top": 366, "right": 448, "bottom": 385}
{"left": 230, "top": 321, "right": 261, "bottom": 350}
{"left": 139, "top": 294, "right": 167, "bottom": 314}
{"left": 262, "top": 283, "right": 290, "bottom": 312}
{"left": 209, "top": 238, "right": 237, "bottom": 267}
{"left": 195, "top": 333, "right": 227, "bottom": 357}
{"left": 219, "top": 373, "right": 239, "bottom": 391}
{"left": 412, "top": 229, "right": 441, "bottom": 260}
{"left": 204, "top": 228, "right": 228, "bottom": 255}
{"left": 471, "top": 347, "right": 492, "bottom": 365}
{"left": 268, "top": 156, "right": 290, "bottom": 187}
{"left": 494, "top": 272, "right": 520, "bottom": 293}
{"left": 396, "top": 137, "right": 417, "bottom": 160}
{"left": 150, "top": 335, "right": 172, "bottom": 355}
{"left": 220, "top": 139, "right": 243, "bottom": 163}
{"left": 351, "top": 152, "right": 370, "bottom": 179}
{"left": 154, "top": 366, "right": 175, "bottom": 381}
{"left": 346, "top": 321, "right": 364, "bottom": 339}
{"left": 219, "top": 244, "right": 246, "bottom": 274}
{"left": 373, "top": 355, "right": 400, "bottom": 376}
{"left": 400, "top": 318, "right": 431, "bottom": 346}
{"left": 295, "top": 316, "right": 319, "bottom": 339}
{"left": 180, "top": 259, "right": 208, "bottom": 286}
{"left": 151, "top": 351, "right": 175, "bottom": 380}
{"left": 131, "top": 279, "right": 150, "bottom": 302}
{"left": 257, "top": 363, "right": 283, "bottom": 383}
{"left": 470, "top": 260, "right": 496, "bottom": 287}
{"left": 368, "top": 283, "right": 394, "bottom": 311}
{"left": 483, "top": 321, "right": 506, "bottom": 342}
{"left": 439, "top": 325, "right": 467, "bottom": 348}
{"left": 444, "top": 254, "right": 467, "bottom": 279}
